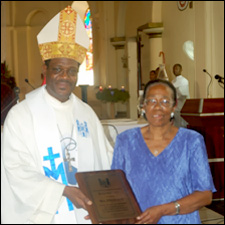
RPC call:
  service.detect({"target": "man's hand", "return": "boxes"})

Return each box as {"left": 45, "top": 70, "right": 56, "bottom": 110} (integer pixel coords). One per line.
{"left": 63, "top": 186, "right": 92, "bottom": 210}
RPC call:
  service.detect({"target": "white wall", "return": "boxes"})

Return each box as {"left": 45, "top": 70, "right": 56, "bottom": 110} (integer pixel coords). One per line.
{"left": 162, "top": 1, "right": 224, "bottom": 98}
{"left": 2, "top": 1, "right": 224, "bottom": 119}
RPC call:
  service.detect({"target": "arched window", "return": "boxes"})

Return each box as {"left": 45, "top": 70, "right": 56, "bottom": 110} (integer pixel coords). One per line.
{"left": 76, "top": 7, "right": 94, "bottom": 86}
{"left": 84, "top": 8, "right": 93, "bottom": 74}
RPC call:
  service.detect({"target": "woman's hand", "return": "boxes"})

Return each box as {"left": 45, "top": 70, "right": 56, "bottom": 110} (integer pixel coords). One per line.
{"left": 63, "top": 186, "right": 92, "bottom": 210}
{"left": 135, "top": 190, "right": 213, "bottom": 224}
{"left": 135, "top": 205, "right": 163, "bottom": 224}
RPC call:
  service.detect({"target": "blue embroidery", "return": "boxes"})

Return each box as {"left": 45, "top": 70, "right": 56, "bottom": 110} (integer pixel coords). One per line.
{"left": 76, "top": 120, "right": 89, "bottom": 137}
{"left": 43, "top": 147, "right": 60, "bottom": 171}
{"left": 43, "top": 147, "right": 74, "bottom": 211}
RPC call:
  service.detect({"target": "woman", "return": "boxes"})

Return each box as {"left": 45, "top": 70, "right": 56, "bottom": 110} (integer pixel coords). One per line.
{"left": 111, "top": 79, "right": 216, "bottom": 224}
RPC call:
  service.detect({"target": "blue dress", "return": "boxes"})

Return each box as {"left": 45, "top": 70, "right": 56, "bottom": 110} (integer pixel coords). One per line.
{"left": 111, "top": 127, "right": 216, "bottom": 224}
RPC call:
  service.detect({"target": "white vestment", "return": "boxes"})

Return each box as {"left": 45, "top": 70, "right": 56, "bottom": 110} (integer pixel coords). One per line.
{"left": 1, "top": 86, "right": 113, "bottom": 224}
{"left": 171, "top": 75, "right": 190, "bottom": 127}
{"left": 171, "top": 75, "right": 190, "bottom": 103}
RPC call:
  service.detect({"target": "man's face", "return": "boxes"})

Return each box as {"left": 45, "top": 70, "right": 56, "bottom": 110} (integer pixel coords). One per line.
{"left": 150, "top": 71, "right": 157, "bottom": 81}
{"left": 173, "top": 65, "right": 182, "bottom": 76}
{"left": 44, "top": 58, "right": 79, "bottom": 102}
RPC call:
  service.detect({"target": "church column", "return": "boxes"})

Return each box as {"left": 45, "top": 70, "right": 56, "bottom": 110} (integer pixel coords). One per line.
{"left": 127, "top": 38, "right": 138, "bottom": 120}
{"left": 110, "top": 37, "right": 127, "bottom": 117}
{"left": 140, "top": 23, "right": 164, "bottom": 72}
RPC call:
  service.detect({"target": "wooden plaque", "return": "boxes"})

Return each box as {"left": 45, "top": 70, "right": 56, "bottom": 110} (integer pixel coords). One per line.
{"left": 75, "top": 170, "right": 142, "bottom": 224}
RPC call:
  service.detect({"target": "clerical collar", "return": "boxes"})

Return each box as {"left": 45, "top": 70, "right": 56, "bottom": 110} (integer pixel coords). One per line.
{"left": 43, "top": 87, "right": 73, "bottom": 109}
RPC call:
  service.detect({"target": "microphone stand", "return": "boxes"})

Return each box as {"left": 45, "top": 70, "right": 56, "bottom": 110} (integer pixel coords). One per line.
{"left": 1, "top": 96, "right": 19, "bottom": 114}
{"left": 218, "top": 83, "right": 224, "bottom": 89}
{"left": 25, "top": 79, "right": 35, "bottom": 89}
{"left": 1, "top": 87, "right": 20, "bottom": 115}
{"left": 217, "top": 81, "right": 224, "bottom": 89}
{"left": 217, "top": 78, "right": 224, "bottom": 85}
{"left": 214, "top": 75, "right": 224, "bottom": 89}
{"left": 203, "top": 69, "right": 212, "bottom": 98}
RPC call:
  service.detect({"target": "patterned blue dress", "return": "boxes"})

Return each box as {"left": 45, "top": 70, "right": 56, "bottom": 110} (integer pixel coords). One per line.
{"left": 111, "top": 127, "right": 216, "bottom": 224}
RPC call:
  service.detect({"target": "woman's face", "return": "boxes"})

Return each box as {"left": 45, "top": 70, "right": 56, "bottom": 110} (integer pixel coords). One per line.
{"left": 144, "top": 84, "right": 176, "bottom": 127}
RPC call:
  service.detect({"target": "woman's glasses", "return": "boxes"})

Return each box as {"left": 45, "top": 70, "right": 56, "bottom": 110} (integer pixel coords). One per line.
{"left": 144, "top": 98, "right": 173, "bottom": 108}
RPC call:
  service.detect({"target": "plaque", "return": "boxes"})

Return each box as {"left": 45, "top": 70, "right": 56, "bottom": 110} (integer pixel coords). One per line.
{"left": 75, "top": 170, "right": 142, "bottom": 224}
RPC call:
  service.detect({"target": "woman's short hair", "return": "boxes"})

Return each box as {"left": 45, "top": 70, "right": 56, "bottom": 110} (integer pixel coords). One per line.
{"left": 143, "top": 79, "right": 177, "bottom": 107}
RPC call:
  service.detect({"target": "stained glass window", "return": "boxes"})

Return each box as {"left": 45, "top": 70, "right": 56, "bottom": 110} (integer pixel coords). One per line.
{"left": 77, "top": 8, "right": 94, "bottom": 86}
{"left": 84, "top": 8, "right": 93, "bottom": 72}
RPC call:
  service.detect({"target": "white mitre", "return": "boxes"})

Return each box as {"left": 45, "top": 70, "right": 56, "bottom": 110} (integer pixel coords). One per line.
{"left": 37, "top": 5, "right": 89, "bottom": 64}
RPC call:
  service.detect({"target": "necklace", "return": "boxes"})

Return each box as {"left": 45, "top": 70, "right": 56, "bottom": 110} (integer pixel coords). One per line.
{"left": 153, "top": 150, "right": 159, "bottom": 155}
{"left": 57, "top": 124, "right": 76, "bottom": 172}
{"left": 147, "top": 126, "right": 172, "bottom": 156}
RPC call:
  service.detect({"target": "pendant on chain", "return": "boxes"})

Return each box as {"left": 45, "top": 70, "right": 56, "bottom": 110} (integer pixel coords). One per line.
{"left": 154, "top": 150, "right": 159, "bottom": 155}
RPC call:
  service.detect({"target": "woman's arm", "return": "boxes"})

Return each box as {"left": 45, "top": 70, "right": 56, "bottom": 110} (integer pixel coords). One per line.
{"left": 166, "top": 190, "right": 212, "bottom": 215}
{"left": 136, "top": 190, "right": 212, "bottom": 224}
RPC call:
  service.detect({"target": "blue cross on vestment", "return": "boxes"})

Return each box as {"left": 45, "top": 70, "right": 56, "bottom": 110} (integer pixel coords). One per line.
{"left": 43, "top": 147, "right": 60, "bottom": 171}
{"left": 43, "top": 147, "right": 74, "bottom": 211}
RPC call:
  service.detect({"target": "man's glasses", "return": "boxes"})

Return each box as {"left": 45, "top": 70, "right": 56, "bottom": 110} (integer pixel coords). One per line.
{"left": 49, "top": 66, "right": 78, "bottom": 77}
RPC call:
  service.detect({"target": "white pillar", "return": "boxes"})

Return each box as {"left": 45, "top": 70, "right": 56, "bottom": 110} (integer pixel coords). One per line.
{"left": 149, "top": 37, "right": 163, "bottom": 71}
{"left": 127, "top": 38, "right": 138, "bottom": 120}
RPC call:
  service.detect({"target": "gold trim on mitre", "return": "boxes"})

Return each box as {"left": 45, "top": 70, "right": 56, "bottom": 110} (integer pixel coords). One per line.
{"left": 38, "top": 6, "right": 88, "bottom": 64}
{"left": 39, "top": 42, "right": 87, "bottom": 64}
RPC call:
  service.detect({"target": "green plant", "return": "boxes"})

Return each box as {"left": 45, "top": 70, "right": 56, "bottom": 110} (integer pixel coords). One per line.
{"left": 96, "top": 88, "right": 130, "bottom": 103}
{"left": 1, "top": 61, "right": 16, "bottom": 89}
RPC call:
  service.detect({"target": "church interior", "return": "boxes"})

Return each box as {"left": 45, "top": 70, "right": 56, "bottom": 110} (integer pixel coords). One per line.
{"left": 1, "top": 1, "right": 224, "bottom": 223}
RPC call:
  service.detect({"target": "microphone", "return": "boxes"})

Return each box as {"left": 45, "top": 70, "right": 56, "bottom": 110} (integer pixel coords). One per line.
{"left": 1, "top": 87, "right": 20, "bottom": 114}
{"left": 14, "top": 87, "right": 20, "bottom": 103}
{"left": 203, "top": 69, "right": 212, "bottom": 98}
{"left": 203, "top": 69, "right": 212, "bottom": 77}
{"left": 215, "top": 74, "right": 224, "bottom": 84}
{"left": 25, "top": 78, "right": 35, "bottom": 89}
